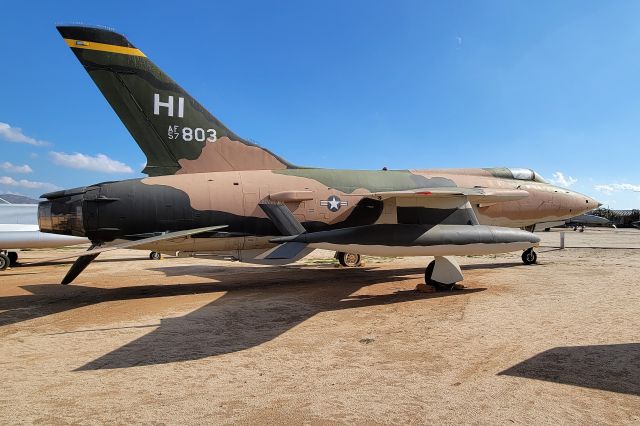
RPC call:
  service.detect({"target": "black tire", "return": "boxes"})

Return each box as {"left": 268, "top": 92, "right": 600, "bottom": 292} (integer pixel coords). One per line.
{"left": 337, "top": 252, "right": 361, "bottom": 267}
{"left": 424, "top": 260, "right": 436, "bottom": 284}
{"left": 7, "top": 252, "right": 18, "bottom": 266}
{"left": 0, "top": 253, "right": 9, "bottom": 271}
{"left": 521, "top": 248, "right": 537, "bottom": 265}
{"left": 149, "top": 251, "right": 161, "bottom": 260}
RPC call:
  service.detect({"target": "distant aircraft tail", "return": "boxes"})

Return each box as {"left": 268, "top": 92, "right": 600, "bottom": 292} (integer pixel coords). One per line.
{"left": 57, "top": 25, "right": 295, "bottom": 176}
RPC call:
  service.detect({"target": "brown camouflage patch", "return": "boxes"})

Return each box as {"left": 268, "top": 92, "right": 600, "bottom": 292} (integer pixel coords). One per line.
{"left": 175, "top": 137, "right": 290, "bottom": 174}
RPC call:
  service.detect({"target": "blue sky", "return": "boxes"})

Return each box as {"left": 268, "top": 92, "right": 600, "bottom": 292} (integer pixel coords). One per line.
{"left": 1, "top": 1, "right": 639, "bottom": 208}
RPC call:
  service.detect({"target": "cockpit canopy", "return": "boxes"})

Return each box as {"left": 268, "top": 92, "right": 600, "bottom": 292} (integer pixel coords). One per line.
{"left": 485, "top": 167, "right": 548, "bottom": 184}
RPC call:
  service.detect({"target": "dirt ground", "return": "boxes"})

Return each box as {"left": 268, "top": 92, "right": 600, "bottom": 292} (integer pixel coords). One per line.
{"left": 0, "top": 227, "right": 638, "bottom": 424}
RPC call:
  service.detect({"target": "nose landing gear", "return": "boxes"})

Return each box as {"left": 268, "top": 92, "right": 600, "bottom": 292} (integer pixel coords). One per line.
{"left": 521, "top": 248, "right": 537, "bottom": 265}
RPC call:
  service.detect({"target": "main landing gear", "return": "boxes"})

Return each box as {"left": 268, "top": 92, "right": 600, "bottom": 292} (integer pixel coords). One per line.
{"left": 0, "top": 252, "right": 9, "bottom": 271}
{"left": 0, "top": 250, "right": 18, "bottom": 270}
{"left": 521, "top": 248, "right": 537, "bottom": 265}
{"left": 149, "top": 251, "right": 162, "bottom": 260}
{"left": 419, "top": 256, "right": 464, "bottom": 292}
{"left": 335, "top": 252, "right": 362, "bottom": 267}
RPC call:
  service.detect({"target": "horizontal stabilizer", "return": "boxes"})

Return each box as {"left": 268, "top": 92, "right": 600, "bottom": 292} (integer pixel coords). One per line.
{"left": 61, "top": 245, "right": 100, "bottom": 285}
{"left": 29, "top": 225, "right": 227, "bottom": 265}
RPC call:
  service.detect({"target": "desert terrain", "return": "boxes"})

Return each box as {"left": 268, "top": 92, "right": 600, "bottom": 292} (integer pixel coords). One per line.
{"left": 0, "top": 227, "right": 638, "bottom": 424}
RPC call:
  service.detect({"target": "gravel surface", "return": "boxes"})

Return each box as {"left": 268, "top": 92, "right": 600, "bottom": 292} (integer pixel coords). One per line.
{"left": 0, "top": 228, "right": 638, "bottom": 424}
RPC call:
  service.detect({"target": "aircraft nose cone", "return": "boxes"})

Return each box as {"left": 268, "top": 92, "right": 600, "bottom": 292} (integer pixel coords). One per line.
{"left": 568, "top": 192, "right": 600, "bottom": 215}
{"left": 586, "top": 195, "right": 601, "bottom": 209}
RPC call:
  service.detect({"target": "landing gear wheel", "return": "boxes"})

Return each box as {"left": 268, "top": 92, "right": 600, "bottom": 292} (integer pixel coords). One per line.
{"left": 521, "top": 248, "right": 537, "bottom": 265}
{"left": 337, "top": 252, "right": 361, "bottom": 267}
{"left": 149, "top": 251, "right": 162, "bottom": 260}
{"left": 424, "top": 260, "right": 456, "bottom": 291}
{"left": 0, "top": 253, "right": 9, "bottom": 271}
{"left": 7, "top": 252, "right": 18, "bottom": 266}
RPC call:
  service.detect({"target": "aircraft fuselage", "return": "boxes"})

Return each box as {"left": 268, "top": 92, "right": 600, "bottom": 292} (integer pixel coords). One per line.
{"left": 38, "top": 168, "right": 597, "bottom": 257}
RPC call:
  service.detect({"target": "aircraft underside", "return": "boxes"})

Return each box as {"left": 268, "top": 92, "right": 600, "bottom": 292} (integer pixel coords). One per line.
{"left": 132, "top": 233, "right": 537, "bottom": 262}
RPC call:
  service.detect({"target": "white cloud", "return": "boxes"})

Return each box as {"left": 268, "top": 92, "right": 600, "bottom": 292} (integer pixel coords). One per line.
{"left": 0, "top": 176, "right": 60, "bottom": 190}
{"left": 0, "top": 162, "right": 32, "bottom": 173}
{"left": 49, "top": 151, "right": 133, "bottom": 174}
{"left": 594, "top": 183, "right": 640, "bottom": 195}
{"left": 549, "top": 171, "right": 577, "bottom": 188}
{"left": 0, "top": 122, "right": 50, "bottom": 146}
{"left": 594, "top": 185, "right": 615, "bottom": 195}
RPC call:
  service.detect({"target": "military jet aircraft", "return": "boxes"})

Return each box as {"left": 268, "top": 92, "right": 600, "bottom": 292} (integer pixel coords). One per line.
{"left": 565, "top": 214, "right": 612, "bottom": 231}
{"left": 39, "top": 25, "right": 600, "bottom": 288}
{"left": 537, "top": 213, "right": 613, "bottom": 232}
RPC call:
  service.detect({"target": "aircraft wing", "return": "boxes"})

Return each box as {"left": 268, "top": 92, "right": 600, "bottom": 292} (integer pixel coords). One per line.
{"left": 262, "top": 185, "right": 538, "bottom": 264}
{"left": 366, "top": 187, "right": 529, "bottom": 203}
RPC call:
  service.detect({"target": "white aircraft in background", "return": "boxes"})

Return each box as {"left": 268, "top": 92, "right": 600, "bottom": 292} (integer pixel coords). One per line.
{"left": 0, "top": 198, "right": 89, "bottom": 270}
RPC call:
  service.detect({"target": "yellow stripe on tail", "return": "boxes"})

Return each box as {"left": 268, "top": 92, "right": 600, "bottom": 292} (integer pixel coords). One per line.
{"left": 64, "top": 39, "right": 146, "bottom": 57}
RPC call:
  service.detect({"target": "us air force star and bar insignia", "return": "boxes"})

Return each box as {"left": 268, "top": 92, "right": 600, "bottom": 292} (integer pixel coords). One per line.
{"left": 320, "top": 195, "right": 348, "bottom": 212}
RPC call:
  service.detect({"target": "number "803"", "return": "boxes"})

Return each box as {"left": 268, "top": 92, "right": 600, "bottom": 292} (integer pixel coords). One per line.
{"left": 182, "top": 127, "right": 217, "bottom": 142}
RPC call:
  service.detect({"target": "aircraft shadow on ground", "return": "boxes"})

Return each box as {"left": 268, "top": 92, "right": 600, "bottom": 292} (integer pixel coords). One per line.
{"left": 499, "top": 344, "right": 640, "bottom": 396}
{"left": 76, "top": 266, "right": 485, "bottom": 370}
{"left": 460, "top": 261, "right": 524, "bottom": 271}
{"left": 0, "top": 264, "right": 488, "bottom": 371}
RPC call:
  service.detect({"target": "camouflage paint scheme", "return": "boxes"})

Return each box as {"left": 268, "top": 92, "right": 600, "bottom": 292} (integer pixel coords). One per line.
{"left": 54, "top": 25, "right": 292, "bottom": 177}
{"left": 39, "top": 26, "right": 598, "bottom": 262}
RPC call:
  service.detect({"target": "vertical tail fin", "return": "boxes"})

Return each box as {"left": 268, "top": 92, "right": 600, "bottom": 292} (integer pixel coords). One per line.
{"left": 57, "top": 25, "right": 295, "bottom": 176}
